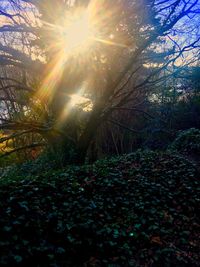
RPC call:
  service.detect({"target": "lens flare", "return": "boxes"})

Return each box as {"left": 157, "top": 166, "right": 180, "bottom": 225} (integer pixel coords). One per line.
{"left": 35, "top": 1, "right": 130, "bottom": 129}
{"left": 69, "top": 94, "right": 93, "bottom": 111}
{"left": 35, "top": 52, "right": 65, "bottom": 104}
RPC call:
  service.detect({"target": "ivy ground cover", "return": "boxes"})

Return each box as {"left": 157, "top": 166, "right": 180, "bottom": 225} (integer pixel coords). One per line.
{"left": 0, "top": 151, "right": 199, "bottom": 266}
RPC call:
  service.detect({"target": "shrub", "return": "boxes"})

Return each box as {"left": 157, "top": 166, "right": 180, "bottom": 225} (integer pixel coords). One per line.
{"left": 170, "top": 128, "right": 200, "bottom": 154}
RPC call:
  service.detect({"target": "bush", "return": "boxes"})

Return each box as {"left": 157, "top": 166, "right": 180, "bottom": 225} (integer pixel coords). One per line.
{"left": 170, "top": 128, "right": 200, "bottom": 154}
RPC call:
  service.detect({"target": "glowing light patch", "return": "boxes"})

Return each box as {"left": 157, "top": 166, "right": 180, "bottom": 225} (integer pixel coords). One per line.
{"left": 69, "top": 94, "right": 93, "bottom": 112}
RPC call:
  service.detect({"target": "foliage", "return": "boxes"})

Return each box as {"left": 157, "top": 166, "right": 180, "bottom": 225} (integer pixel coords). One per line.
{"left": 170, "top": 128, "right": 200, "bottom": 154}
{"left": 0, "top": 151, "right": 63, "bottom": 183}
{"left": 0, "top": 152, "right": 17, "bottom": 168}
{"left": 0, "top": 150, "right": 199, "bottom": 266}
{"left": 0, "top": 132, "right": 18, "bottom": 167}
{"left": 171, "top": 95, "right": 200, "bottom": 131}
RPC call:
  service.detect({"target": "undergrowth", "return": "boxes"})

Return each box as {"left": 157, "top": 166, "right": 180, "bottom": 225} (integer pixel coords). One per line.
{"left": 0, "top": 150, "right": 199, "bottom": 266}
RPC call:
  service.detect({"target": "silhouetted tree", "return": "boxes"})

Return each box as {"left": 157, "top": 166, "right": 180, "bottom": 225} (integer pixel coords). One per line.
{"left": 0, "top": 0, "right": 199, "bottom": 163}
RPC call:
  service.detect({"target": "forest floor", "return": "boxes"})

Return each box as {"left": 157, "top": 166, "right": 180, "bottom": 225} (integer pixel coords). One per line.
{"left": 0, "top": 150, "right": 199, "bottom": 267}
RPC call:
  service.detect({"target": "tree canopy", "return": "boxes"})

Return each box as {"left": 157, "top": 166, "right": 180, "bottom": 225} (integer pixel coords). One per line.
{"left": 0, "top": 0, "right": 200, "bottom": 164}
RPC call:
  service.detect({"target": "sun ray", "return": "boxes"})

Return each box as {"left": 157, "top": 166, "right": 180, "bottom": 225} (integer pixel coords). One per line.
{"left": 34, "top": 52, "right": 65, "bottom": 104}
{"left": 93, "top": 37, "right": 129, "bottom": 48}
{"left": 35, "top": 1, "right": 130, "bottom": 128}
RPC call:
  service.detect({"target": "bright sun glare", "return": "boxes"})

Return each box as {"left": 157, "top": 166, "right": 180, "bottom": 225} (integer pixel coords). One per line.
{"left": 37, "top": 2, "right": 129, "bottom": 126}
{"left": 61, "top": 10, "right": 95, "bottom": 55}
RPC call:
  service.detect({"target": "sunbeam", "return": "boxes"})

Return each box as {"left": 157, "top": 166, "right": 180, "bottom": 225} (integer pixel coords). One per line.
{"left": 36, "top": 0, "right": 129, "bottom": 128}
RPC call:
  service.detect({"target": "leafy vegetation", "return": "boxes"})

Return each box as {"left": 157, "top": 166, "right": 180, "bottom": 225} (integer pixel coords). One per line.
{"left": 0, "top": 1, "right": 199, "bottom": 266}
{"left": 170, "top": 128, "right": 200, "bottom": 154}
{"left": 0, "top": 150, "right": 199, "bottom": 266}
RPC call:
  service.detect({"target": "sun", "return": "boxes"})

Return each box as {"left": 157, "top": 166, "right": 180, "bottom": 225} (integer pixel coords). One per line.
{"left": 36, "top": 2, "right": 129, "bottom": 118}
{"left": 42, "top": 4, "right": 128, "bottom": 61}
{"left": 61, "top": 10, "right": 95, "bottom": 55}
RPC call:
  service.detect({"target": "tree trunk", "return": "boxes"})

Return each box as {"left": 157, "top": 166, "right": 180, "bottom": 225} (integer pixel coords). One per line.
{"left": 76, "top": 104, "right": 104, "bottom": 163}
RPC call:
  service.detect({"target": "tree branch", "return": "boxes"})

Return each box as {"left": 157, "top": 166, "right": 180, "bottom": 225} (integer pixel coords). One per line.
{"left": 0, "top": 143, "right": 46, "bottom": 158}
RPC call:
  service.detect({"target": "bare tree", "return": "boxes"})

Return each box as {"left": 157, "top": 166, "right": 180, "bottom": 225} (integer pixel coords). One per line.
{"left": 0, "top": 0, "right": 199, "bottom": 163}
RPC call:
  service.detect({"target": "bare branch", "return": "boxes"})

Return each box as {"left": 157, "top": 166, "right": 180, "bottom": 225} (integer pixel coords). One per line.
{"left": 108, "top": 119, "right": 142, "bottom": 133}
{"left": 0, "top": 143, "right": 46, "bottom": 159}
{"left": 0, "top": 130, "right": 33, "bottom": 144}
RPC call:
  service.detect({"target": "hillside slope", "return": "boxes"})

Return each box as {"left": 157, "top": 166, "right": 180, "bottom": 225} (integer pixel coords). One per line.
{"left": 0, "top": 151, "right": 199, "bottom": 266}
